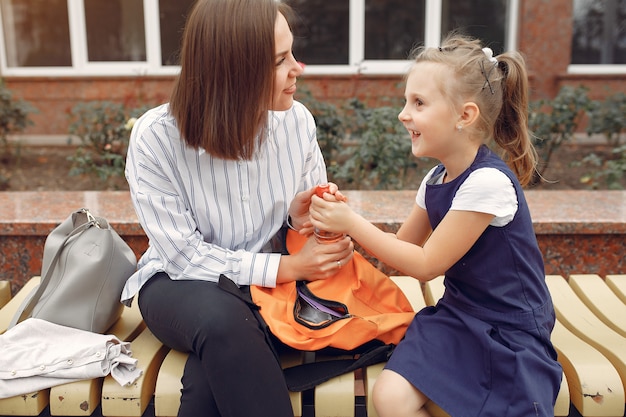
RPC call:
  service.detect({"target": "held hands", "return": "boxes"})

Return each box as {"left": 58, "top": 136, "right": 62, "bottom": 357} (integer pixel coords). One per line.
{"left": 288, "top": 183, "right": 347, "bottom": 236}
{"left": 279, "top": 183, "right": 354, "bottom": 283}
{"left": 309, "top": 185, "right": 354, "bottom": 236}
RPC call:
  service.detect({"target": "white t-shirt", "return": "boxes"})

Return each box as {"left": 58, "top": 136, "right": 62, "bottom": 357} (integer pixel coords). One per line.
{"left": 416, "top": 167, "right": 518, "bottom": 227}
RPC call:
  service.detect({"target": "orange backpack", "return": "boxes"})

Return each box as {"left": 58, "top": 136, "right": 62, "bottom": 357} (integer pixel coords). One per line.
{"left": 250, "top": 229, "right": 416, "bottom": 351}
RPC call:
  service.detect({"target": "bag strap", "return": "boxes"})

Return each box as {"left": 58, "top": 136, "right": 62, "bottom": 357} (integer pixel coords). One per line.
{"left": 282, "top": 342, "right": 395, "bottom": 392}
{"left": 8, "top": 212, "right": 97, "bottom": 329}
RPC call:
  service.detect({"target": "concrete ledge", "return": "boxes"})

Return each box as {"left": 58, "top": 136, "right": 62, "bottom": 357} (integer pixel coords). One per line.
{"left": 1, "top": 190, "right": 624, "bottom": 295}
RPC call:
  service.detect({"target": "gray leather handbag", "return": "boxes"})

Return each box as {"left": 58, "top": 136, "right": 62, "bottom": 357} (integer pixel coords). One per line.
{"left": 10, "top": 208, "right": 137, "bottom": 333}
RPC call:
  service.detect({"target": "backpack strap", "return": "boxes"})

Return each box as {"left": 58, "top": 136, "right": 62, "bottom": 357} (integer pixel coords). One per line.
{"left": 283, "top": 342, "right": 395, "bottom": 392}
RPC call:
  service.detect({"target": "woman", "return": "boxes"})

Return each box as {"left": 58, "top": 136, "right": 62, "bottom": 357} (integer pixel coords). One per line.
{"left": 121, "top": 0, "right": 354, "bottom": 415}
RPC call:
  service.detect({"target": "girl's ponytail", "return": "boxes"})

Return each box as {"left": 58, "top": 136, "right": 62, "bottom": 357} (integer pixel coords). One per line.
{"left": 493, "top": 52, "right": 537, "bottom": 186}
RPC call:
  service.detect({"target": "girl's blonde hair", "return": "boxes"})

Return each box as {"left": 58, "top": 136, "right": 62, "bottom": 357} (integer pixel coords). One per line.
{"left": 170, "top": 0, "right": 289, "bottom": 160}
{"left": 409, "top": 34, "right": 537, "bottom": 186}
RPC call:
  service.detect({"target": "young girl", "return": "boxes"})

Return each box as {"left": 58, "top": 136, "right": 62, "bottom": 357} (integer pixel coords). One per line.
{"left": 309, "top": 34, "right": 562, "bottom": 417}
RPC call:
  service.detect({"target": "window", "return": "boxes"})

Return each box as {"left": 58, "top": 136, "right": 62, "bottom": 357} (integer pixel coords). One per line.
{"left": 0, "top": 0, "right": 517, "bottom": 76}
{"left": 570, "top": 0, "right": 626, "bottom": 74}
{"left": 364, "top": 0, "right": 426, "bottom": 60}
{"left": 159, "top": 0, "right": 195, "bottom": 66}
{"left": 84, "top": 0, "right": 146, "bottom": 62}
{"left": 0, "top": 0, "right": 192, "bottom": 76}
{"left": 284, "top": 0, "right": 517, "bottom": 75}
{"left": 0, "top": 0, "right": 71, "bottom": 67}
{"left": 441, "top": 0, "right": 508, "bottom": 54}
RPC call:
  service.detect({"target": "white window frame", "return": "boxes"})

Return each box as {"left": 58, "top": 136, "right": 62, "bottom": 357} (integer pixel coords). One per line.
{"left": 0, "top": 0, "right": 180, "bottom": 77}
{"left": 303, "top": 0, "right": 521, "bottom": 76}
{"left": 0, "top": 0, "right": 523, "bottom": 77}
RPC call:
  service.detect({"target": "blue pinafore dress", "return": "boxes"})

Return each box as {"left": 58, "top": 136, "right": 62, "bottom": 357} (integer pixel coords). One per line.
{"left": 385, "top": 146, "right": 562, "bottom": 417}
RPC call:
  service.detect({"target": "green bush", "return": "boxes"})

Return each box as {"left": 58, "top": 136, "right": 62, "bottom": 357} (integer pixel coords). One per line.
{"left": 0, "top": 80, "right": 36, "bottom": 189}
{"left": 63, "top": 86, "right": 625, "bottom": 191}
{"left": 528, "top": 86, "right": 593, "bottom": 177}
{"left": 0, "top": 80, "right": 36, "bottom": 159}
{"left": 297, "top": 87, "right": 426, "bottom": 190}
{"left": 587, "top": 92, "right": 626, "bottom": 147}
{"left": 577, "top": 144, "right": 625, "bottom": 189}
{"left": 577, "top": 91, "right": 626, "bottom": 189}
{"left": 296, "top": 87, "right": 346, "bottom": 179}
{"left": 332, "top": 99, "right": 419, "bottom": 190}
{"left": 67, "top": 101, "right": 149, "bottom": 182}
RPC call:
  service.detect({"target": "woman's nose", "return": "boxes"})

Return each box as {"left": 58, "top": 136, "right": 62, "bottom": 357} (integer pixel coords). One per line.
{"left": 292, "top": 60, "right": 304, "bottom": 77}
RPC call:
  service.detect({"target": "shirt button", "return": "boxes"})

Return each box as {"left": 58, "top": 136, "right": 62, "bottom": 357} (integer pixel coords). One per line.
{"left": 95, "top": 352, "right": 101, "bottom": 358}
{"left": 241, "top": 195, "right": 248, "bottom": 201}
{"left": 10, "top": 370, "right": 16, "bottom": 376}
{"left": 67, "top": 359, "right": 74, "bottom": 365}
{"left": 39, "top": 365, "right": 46, "bottom": 371}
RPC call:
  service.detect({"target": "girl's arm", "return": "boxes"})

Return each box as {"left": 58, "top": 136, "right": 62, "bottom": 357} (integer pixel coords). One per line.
{"left": 396, "top": 204, "right": 432, "bottom": 246}
{"left": 310, "top": 196, "right": 493, "bottom": 281}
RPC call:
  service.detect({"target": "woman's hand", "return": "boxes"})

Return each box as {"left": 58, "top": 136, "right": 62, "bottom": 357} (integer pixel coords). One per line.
{"left": 277, "top": 234, "right": 354, "bottom": 283}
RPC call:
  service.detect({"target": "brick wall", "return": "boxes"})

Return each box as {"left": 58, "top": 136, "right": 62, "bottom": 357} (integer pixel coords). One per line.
{"left": 3, "top": 0, "right": 626, "bottom": 138}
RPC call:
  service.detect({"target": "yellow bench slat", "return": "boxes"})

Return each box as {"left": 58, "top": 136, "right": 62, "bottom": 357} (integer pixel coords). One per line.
{"left": 551, "top": 319, "right": 624, "bottom": 416}
{"left": 154, "top": 350, "right": 187, "bottom": 417}
{"left": 0, "top": 391, "right": 50, "bottom": 416}
{"left": 606, "top": 274, "right": 626, "bottom": 304}
{"left": 390, "top": 276, "right": 426, "bottom": 312}
{"left": 314, "top": 371, "right": 355, "bottom": 417}
{"left": 101, "top": 327, "right": 169, "bottom": 416}
{"left": 0, "top": 276, "right": 40, "bottom": 334}
{"left": 569, "top": 274, "right": 626, "bottom": 338}
{"left": 546, "top": 275, "right": 626, "bottom": 388}
{"left": 0, "top": 281, "right": 10, "bottom": 309}
{"left": 423, "top": 275, "right": 445, "bottom": 307}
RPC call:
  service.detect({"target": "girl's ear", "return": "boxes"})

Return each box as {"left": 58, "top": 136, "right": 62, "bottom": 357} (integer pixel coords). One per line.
{"left": 458, "top": 101, "right": 480, "bottom": 129}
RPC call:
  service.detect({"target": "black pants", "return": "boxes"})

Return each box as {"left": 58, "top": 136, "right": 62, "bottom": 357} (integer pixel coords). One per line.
{"left": 138, "top": 272, "right": 294, "bottom": 417}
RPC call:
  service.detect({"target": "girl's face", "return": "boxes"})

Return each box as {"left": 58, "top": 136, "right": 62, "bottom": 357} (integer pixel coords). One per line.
{"left": 398, "top": 62, "right": 460, "bottom": 160}
{"left": 272, "top": 12, "right": 303, "bottom": 111}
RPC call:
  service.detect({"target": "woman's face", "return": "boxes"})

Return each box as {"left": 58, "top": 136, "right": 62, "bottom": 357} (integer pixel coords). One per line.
{"left": 272, "top": 12, "right": 303, "bottom": 111}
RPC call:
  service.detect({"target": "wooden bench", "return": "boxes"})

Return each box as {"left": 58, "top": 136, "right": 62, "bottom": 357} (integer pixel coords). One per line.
{"left": 1, "top": 275, "right": 625, "bottom": 417}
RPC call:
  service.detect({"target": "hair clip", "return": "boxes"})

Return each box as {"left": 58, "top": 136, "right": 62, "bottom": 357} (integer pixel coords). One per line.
{"left": 480, "top": 60, "right": 496, "bottom": 95}
{"left": 479, "top": 48, "right": 498, "bottom": 95}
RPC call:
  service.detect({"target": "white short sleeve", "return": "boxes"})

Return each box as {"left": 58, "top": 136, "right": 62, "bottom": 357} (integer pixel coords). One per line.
{"left": 451, "top": 168, "right": 518, "bottom": 227}
{"left": 415, "top": 166, "right": 438, "bottom": 209}
{"left": 416, "top": 167, "right": 517, "bottom": 227}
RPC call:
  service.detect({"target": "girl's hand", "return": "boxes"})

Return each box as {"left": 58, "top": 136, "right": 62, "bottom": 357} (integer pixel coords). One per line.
{"left": 309, "top": 192, "right": 354, "bottom": 235}
{"left": 288, "top": 183, "right": 347, "bottom": 236}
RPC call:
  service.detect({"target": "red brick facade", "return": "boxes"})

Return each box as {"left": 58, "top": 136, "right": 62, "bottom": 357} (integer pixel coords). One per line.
{"left": 4, "top": 0, "right": 626, "bottom": 137}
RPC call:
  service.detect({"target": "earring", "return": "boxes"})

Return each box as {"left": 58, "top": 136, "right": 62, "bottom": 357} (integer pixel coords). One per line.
{"left": 456, "top": 125, "right": 462, "bottom": 131}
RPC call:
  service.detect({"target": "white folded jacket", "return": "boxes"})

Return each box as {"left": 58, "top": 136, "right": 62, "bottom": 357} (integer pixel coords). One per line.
{"left": 0, "top": 318, "right": 142, "bottom": 399}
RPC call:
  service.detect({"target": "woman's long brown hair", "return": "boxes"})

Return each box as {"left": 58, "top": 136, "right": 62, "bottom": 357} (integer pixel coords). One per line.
{"left": 170, "top": 0, "right": 279, "bottom": 160}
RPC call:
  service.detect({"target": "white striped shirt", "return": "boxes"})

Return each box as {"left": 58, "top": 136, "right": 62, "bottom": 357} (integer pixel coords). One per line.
{"left": 121, "top": 101, "right": 326, "bottom": 305}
